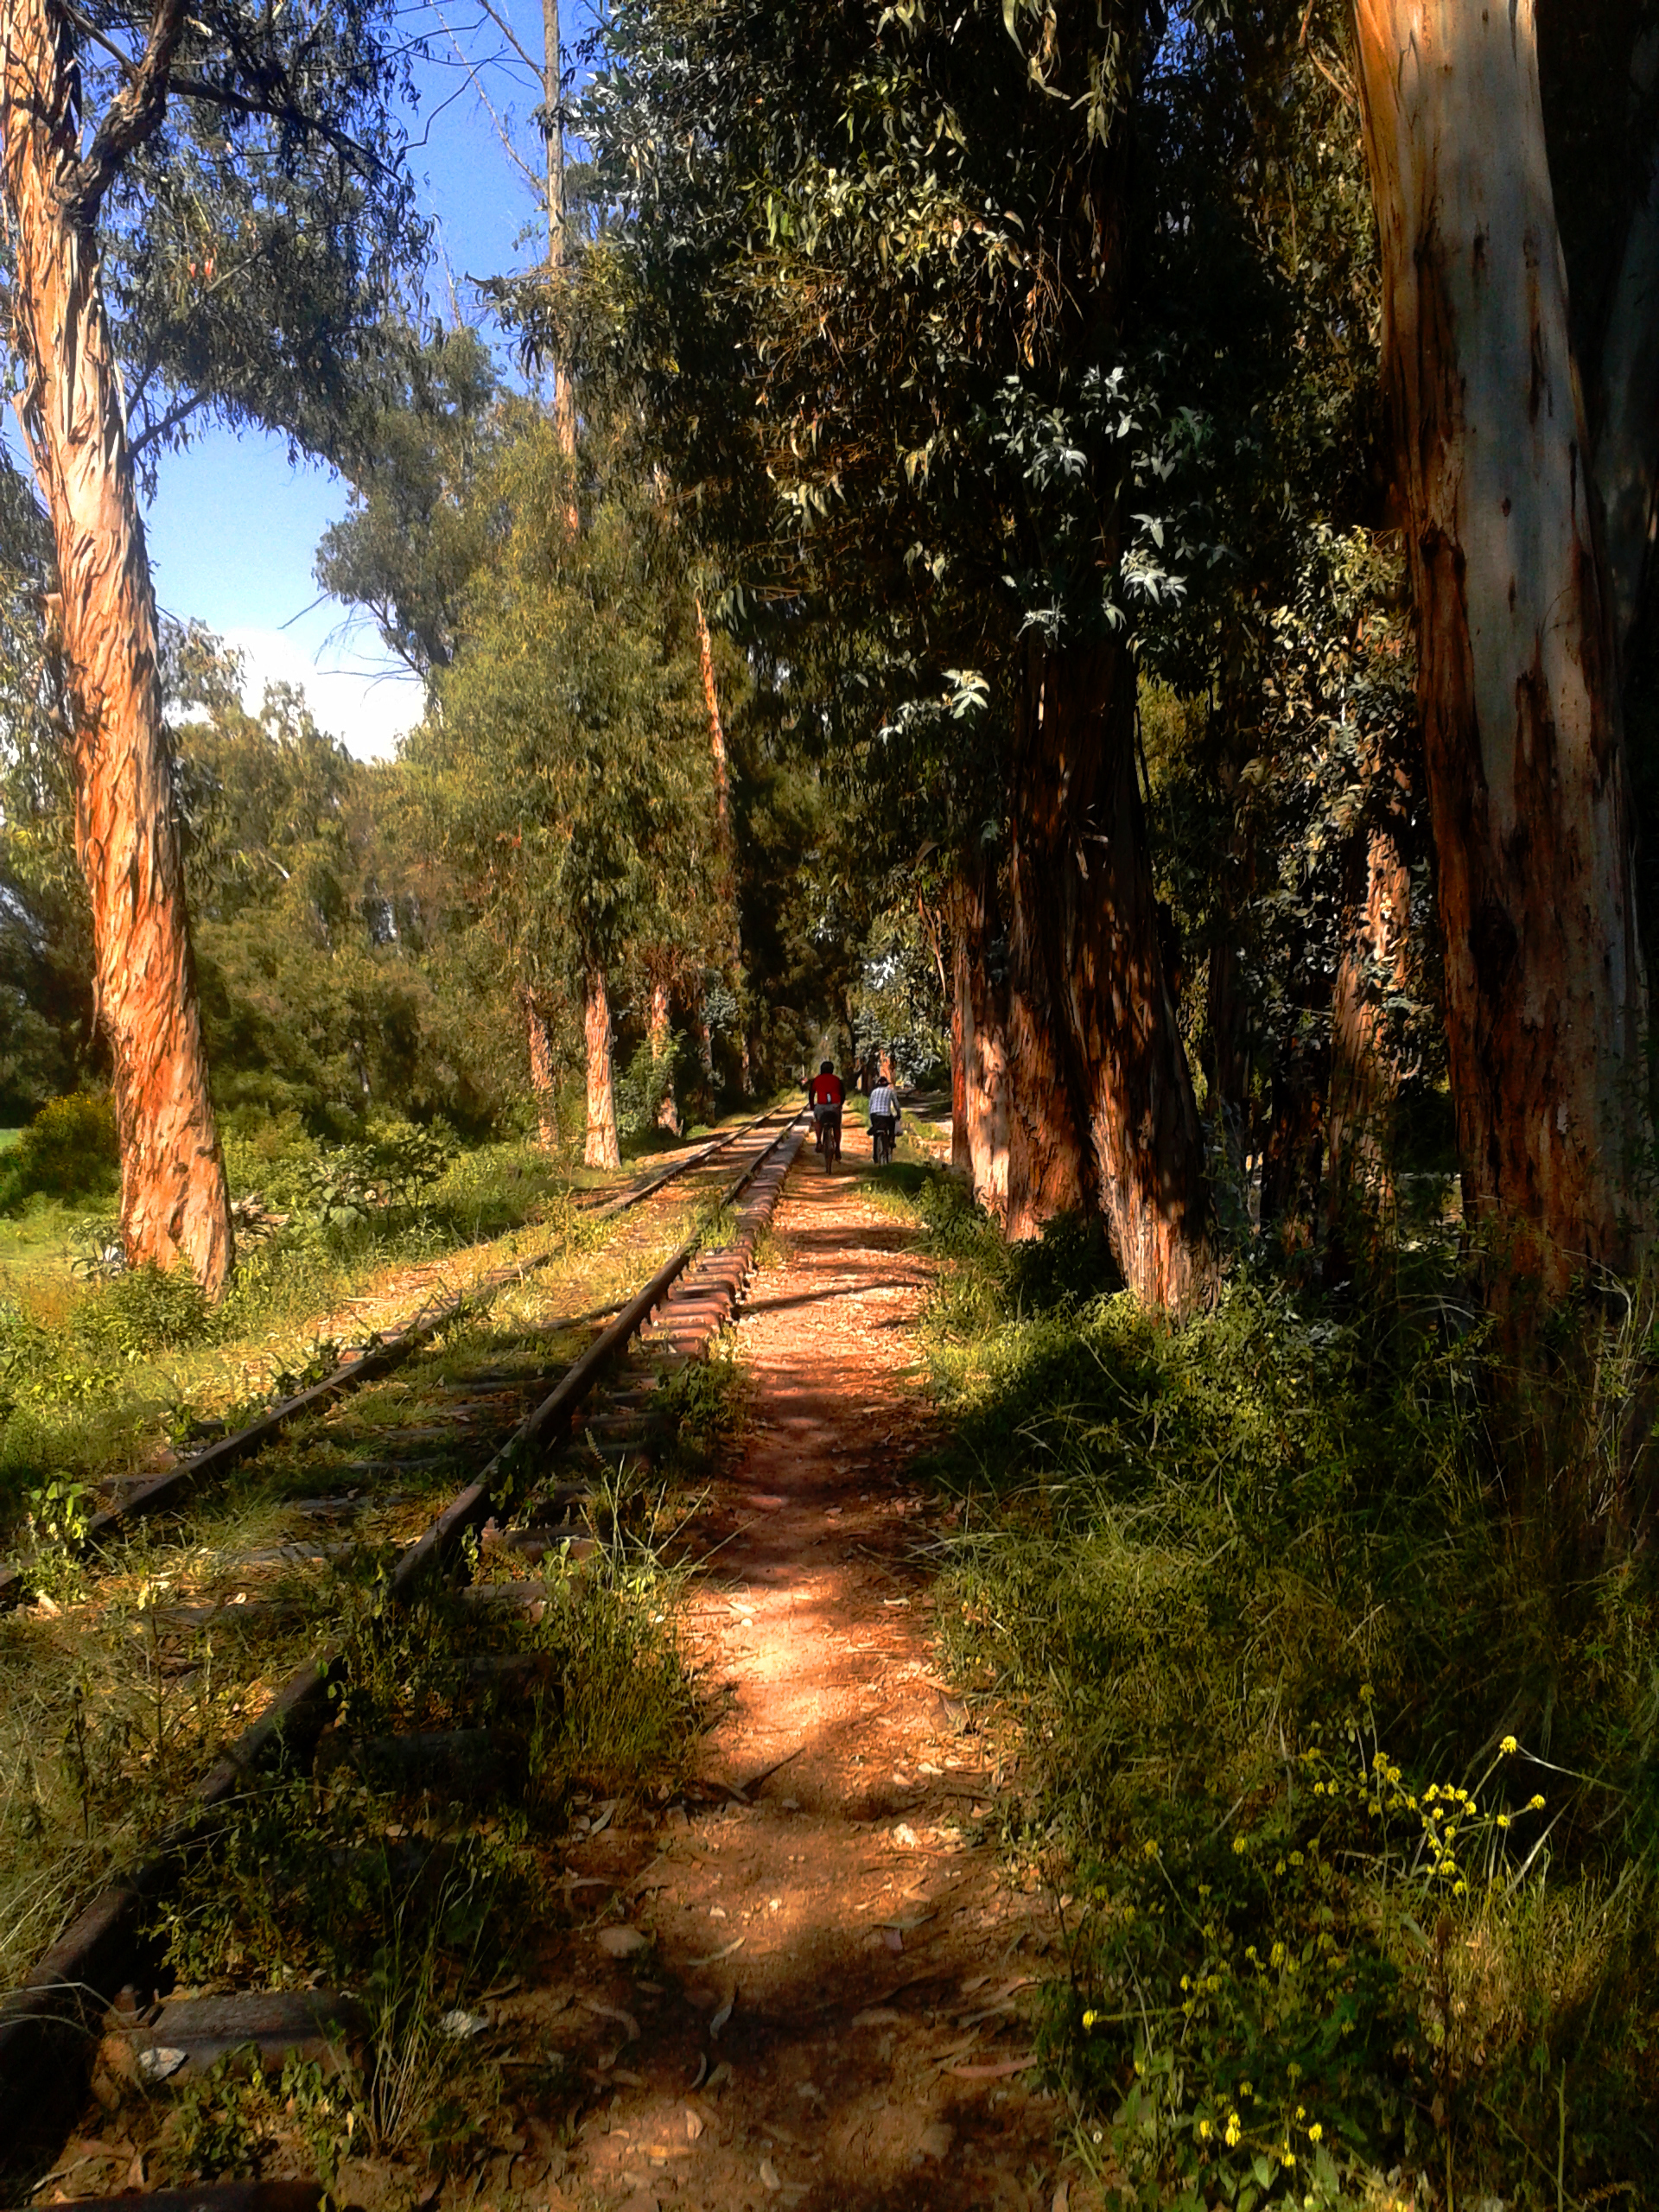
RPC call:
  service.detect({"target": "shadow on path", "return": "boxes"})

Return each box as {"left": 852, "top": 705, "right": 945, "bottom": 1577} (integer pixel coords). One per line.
{"left": 529, "top": 1164, "right": 1083, "bottom": 2212}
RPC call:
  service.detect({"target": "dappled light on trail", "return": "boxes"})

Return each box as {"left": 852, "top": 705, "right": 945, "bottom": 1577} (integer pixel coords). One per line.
{"left": 530, "top": 1160, "right": 1081, "bottom": 2212}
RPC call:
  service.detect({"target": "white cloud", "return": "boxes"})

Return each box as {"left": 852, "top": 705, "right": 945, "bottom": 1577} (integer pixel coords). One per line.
{"left": 221, "top": 626, "right": 424, "bottom": 762}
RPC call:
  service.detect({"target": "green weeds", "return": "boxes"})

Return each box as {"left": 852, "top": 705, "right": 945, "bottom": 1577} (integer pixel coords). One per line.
{"left": 907, "top": 1176, "right": 1659, "bottom": 2210}
{"left": 0, "top": 1133, "right": 590, "bottom": 1538}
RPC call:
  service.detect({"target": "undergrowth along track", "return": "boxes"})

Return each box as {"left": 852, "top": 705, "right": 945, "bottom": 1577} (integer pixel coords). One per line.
{"left": 0, "top": 1111, "right": 804, "bottom": 2165}
{"left": 0, "top": 1107, "right": 785, "bottom": 1614}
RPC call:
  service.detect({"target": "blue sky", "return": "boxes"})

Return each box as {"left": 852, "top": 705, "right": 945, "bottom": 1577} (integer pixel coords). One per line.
{"left": 142, "top": 2, "right": 586, "bottom": 760}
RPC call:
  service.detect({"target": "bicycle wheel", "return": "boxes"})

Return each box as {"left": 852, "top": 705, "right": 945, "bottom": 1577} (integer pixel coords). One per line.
{"left": 825, "top": 1117, "right": 841, "bottom": 1171}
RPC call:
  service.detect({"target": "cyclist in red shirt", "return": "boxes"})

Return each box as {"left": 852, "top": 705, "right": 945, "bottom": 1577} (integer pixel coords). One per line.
{"left": 806, "top": 1061, "right": 844, "bottom": 1159}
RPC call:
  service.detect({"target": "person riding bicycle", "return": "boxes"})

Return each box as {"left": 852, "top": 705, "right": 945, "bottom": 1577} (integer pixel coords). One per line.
{"left": 868, "top": 1072, "right": 901, "bottom": 1161}
{"left": 807, "top": 1061, "right": 844, "bottom": 1148}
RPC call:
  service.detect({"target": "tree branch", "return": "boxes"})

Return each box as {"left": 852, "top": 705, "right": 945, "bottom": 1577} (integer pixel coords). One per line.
{"left": 457, "top": 0, "right": 542, "bottom": 81}
{"left": 67, "top": 0, "right": 188, "bottom": 227}
{"left": 429, "top": 1, "right": 543, "bottom": 192}
{"left": 128, "top": 386, "right": 210, "bottom": 461}
{"left": 64, "top": 0, "right": 391, "bottom": 190}
{"left": 167, "top": 69, "right": 391, "bottom": 181}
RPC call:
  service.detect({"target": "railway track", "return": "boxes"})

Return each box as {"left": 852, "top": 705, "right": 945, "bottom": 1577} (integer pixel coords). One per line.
{"left": 0, "top": 1109, "right": 804, "bottom": 2173}
{"left": 0, "top": 1105, "right": 786, "bottom": 1614}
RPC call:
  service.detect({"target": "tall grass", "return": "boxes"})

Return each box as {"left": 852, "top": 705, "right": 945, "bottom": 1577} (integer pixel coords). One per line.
{"left": 0, "top": 1134, "right": 587, "bottom": 1538}
{"left": 904, "top": 1173, "right": 1659, "bottom": 2210}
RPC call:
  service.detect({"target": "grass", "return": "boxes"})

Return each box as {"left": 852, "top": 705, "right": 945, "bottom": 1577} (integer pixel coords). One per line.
{"left": 0, "top": 1103, "right": 766, "bottom": 2196}
{"left": 72, "top": 1508, "right": 699, "bottom": 2193}
{"left": 887, "top": 1168, "right": 1659, "bottom": 2212}
{"left": 0, "top": 1165, "right": 733, "bottom": 1998}
{"left": 0, "top": 1112, "right": 776, "bottom": 1547}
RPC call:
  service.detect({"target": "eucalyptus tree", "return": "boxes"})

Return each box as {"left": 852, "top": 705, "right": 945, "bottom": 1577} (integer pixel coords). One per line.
{"left": 0, "top": 0, "right": 423, "bottom": 1291}
{"left": 316, "top": 326, "right": 502, "bottom": 693}
{"left": 410, "top": 416, "right": 721, "bottom": 1167}
{"left": 1123, "top": 4, "right": 1430, "bottom": 1267}
{"left": 1352, "top": 0, "right": 1659, "bottom": 1318}
{"left": 556, "top": 0, "right": 1219, "bottom": 1311}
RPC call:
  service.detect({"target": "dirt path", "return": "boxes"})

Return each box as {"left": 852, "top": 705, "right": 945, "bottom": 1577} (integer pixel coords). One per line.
{"left": 547, "top": 1160, "right": 1077, "bottom": 2212}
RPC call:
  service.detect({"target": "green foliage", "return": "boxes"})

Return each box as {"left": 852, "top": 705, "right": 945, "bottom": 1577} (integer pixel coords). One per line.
{"left": 315, "top": 325, "right": 503, "bottom": 686}
{"left": 912, "top": 1173, "right": 1659, "bottom": 2208}
{"left": 414, "top": 417, "right": 724, "bottom": 1005}
{"left": 171, "top": 2053, "right": 271, "bottom": 2181}
{"left": 66, "top": 0, "right": 426, "bottom": 486}
{"left": 163, "top": 630, "right": 524, "bottom": 1137}
{"left": 848, "top": 907, "right": 949, "bottom": 1083}
{"left": 613, "top": 1032, "right": 679, "bottom": 1137}
{"left": 72, "top": 1264, "right": 213, "bottom": 1363}
{"left": 0, "top": 1094, "right": 119, "bottom": 1211}
{"left": 22, "top": 1474, "right": 91, "bottom": 1550}
{"left": 294, "top": 1118, "right": 455, "bottom": 1226}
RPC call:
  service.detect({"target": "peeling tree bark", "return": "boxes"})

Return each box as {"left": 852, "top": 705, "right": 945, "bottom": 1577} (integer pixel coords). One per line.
{"left": 648, "top": 974, "right": 681, "bottom": 1134}
{"left": 524, "top": 988, "right": 561, "bottom": 1150}
{"left": 1005, "top": 632, "right": 1217, "bottom": 1312}
{"left": 1325, "top": 810, "right": 1412, "bottom": 1272}
{"left": 582, "top": 963, "right": 620, "bottom": 1167}
{"left": 542, "top": 0, "right": 577, "bottom": 465}
{"left": 949, "top": 973, "right": 969, "bottom": 1175}
{"left": 1354, "top": 0, "right": 1651, "bottom": 1305}
{"left": 950, "top": 860, "right": 1009, "bottom": 1217}
{"left": 2, "top": 0, "right": 232, "bottom": 1294}
{"left": 696, "top": 590, "right": 751, "bottom": 1096}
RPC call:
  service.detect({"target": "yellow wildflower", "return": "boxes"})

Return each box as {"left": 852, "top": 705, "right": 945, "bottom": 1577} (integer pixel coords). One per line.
{"left": 1500, "top": 1733, "right": 1518, "bottom": 1755}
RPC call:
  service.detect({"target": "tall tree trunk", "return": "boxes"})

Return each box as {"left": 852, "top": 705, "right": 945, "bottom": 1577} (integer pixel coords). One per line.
{"left": 692, "top": 1006, "right": 716, "bottom": 1118}
{"left": 1354, "top": 0, "right": 1651, "bottom": 1306}
{"left": 1592, "top": 29, "right": 1659, "bottom": 681}
{"left": 649, "top": 975, "right": 681, "bottom": 1134}
{"left": 1258, "top": 999, "right": 1328, "bottom": 1262}
{"left": 950, "top": 971, "right": 969, "bottom": 1175}
{"left": 582, "top": 964, "right": 620, "bottom": 1167}
{"left": 1325, "top": 810, "right": 1412, "bottom": 1273}
{"left": 950, "top": 860, "right": 1010, "bottom": 1217}
{"left": 1005, "top": 632, "right": 1217, "bottom": 1311}
{"left": 696, "top": 590, "right": 750, "bottom": 1092}
{"left": 696, "top": 594, "right": 732, "bottom": 848}
{"left": 2, "top": 0, "right": 232, "bottom": 1295}
{"left": 542, "top": 0, "right": 577, "bottom": 463}
{"left": 524, "top": 988, "right": 561, "bottom": 1150}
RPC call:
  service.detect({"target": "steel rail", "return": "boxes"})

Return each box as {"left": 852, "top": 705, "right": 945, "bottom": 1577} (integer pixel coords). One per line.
{"left": 0, "top": 1112, "right": 804, "bottom": 2155}
{"left": 0, "top": 1107, "right": 793, "bottom": 1613}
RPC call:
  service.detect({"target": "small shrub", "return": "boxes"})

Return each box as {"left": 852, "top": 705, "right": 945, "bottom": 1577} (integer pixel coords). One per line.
{"left": 2, "top": 1093, "right": 119, "bottom": 1209}
{"left": 68, "top": 1215, "right": 125, "bottom": 1281}
{"left": 72, "top": 1262, "right": 212, "bottom": 1361}
{"left": 219, "top": 1109, "right": 322, "bottom": 1212}
{"left": 296, "top": 1118, "right": 456, "bottom": 1225}
{"left": 22, "top": 1474, "right": 91, "bottom": 1548}
{"left": 615, "top": 1036, "right": 678, "bottom": 1136}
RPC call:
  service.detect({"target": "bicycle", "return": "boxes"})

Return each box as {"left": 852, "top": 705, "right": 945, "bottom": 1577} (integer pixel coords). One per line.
{"left": 870, "top": 1115, "right": 896, "bottom": 1166}
{"left": 814, "top": 1107, "right": 841, "bottom": 1171}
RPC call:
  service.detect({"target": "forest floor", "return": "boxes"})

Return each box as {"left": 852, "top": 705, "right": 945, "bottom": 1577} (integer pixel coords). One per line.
{"left": 385, "top": 1154, "right": 1094, "bottom": 2212}
{"left": 23, "top": 1143, "right": 1111, "bottom": 2212}
{"left": 515, "top": 1160, "right": 1090, "bottom": 2212}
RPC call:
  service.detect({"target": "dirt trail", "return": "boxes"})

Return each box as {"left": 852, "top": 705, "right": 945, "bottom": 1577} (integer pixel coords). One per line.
{"left": 547, "top": 1159, "right": 1077, "bottom": 2212}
